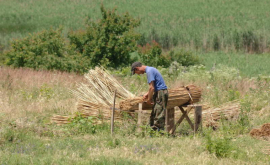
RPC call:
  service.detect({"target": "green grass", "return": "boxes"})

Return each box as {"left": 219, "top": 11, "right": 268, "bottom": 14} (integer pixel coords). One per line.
{"left": 1, "top": 0, "right": 270, "bottom": 51}
{"left": 198, "top": 52, "right": 270, "bottom": 77}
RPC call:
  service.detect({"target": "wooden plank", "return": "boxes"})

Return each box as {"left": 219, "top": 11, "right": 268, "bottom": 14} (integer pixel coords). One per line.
{"left": 179, "top": 106, "right": 194, "bottom": 130}
{"left": 170, "top": 107, "right": 188, "bottom": 134}
{"left": 194, "top": 105, "right": 202, "bottom": 132}
{"left": 137, "top": 103, "right": 143, "bottom": 132}
{"left": 166, "top": 108, "right": 175, "bottom": 133}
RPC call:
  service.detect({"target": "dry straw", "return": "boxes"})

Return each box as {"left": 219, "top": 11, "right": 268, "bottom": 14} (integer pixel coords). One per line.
{"left": 52, "top": 67, "right": 134, "bottom": 124}
{"left": 202, "top": 101, "right": 240, "bottom": 128}
{"left": 119, "top": 84, "right": 202, "bottom": 111}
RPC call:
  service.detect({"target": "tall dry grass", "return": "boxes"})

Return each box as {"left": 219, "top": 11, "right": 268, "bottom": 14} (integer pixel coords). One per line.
{"left": 0, "top": 67, "right": 84, "bottom": 121}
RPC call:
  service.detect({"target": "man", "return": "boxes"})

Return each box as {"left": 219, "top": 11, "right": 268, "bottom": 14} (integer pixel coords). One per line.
{"left": 131, "top": 62, "right": 168, "bottom": 130}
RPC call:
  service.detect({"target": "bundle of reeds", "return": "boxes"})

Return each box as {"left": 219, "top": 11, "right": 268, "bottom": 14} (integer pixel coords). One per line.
{"left": 202, "top": 102, "right": 240, "bottom": 121}
{"left": 202, "top": 101, "right": 240, "bottom": 129}
{"left": 76, "top": 100, "right": 121, "bottom": 120}
{"left": 119, "top": 85, "right": 202, "bottom": 111}
{"left": 73, "top": 67, "right": 134, "bottom": 105}
{"left": 51, "top": 115, "right": 73, "bottom": 125}
{"left": 167, "top": 84, "right": 201, "bottom": 109}
{"left": 52, "top": 67, "right": 134, "bottom": 125}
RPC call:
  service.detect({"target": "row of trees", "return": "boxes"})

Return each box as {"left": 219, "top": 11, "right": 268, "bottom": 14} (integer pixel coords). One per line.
{"left": 4, "top": 5, "right": 199, "bottom": 73}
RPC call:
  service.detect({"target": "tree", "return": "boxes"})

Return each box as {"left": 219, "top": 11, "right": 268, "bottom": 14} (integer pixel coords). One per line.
{"left": 69, "top": 5, "right": 141, "bottom": 68}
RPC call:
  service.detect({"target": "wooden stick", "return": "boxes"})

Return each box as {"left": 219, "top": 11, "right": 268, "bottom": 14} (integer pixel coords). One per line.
{"left": 166, "top": 108, "right": 175, "bottom": 133}
{"left": 111, "top": 90, "right": 117, "bottom": 135}
{"left": 137, "top": 103, "right": 143, "bottom": 132}
{"left": 179, "top": 106, "right": 194, "bottom": 130}
{"left": 194, "top": 105, "right": 202, "bottom": 132}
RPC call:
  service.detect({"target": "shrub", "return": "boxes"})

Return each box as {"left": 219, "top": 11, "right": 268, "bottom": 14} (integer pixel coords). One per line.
{"left": 4, "top": 28, "right": 89, "bottom": 73}
{"left": 167, "top": 49, "right": 200, "bottom": 67}
{"left": 213, "top": 34, "right": 220, "bottom": 51}
{"left": 138, "top": 40, "right": 170, "bottom": 67}
{"left": 68, "top": 5, "right": 141, "bottom": 68}
{"left": 205, "top": 133, "right": 232, "bottom": 158}
{"left": 242, "top": 31, "right": 259, "bottom": 53}
{"left": 66, "top": 114, "right": 97, "bottom": 135}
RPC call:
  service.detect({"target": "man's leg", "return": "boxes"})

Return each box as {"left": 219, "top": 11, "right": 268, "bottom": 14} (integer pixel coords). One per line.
{"left": 153, "top": 90, "right": 168, "bottom": 130}
{"left": 149, "top": 92, "right": 157, "bottom": 130}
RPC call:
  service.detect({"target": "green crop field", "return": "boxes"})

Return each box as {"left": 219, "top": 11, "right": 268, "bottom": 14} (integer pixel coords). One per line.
{"left": 198, "top": 52, "right": 270, "bottom": 77}
{"left": 1, "top": 0, "right": 270, "bottom": 51}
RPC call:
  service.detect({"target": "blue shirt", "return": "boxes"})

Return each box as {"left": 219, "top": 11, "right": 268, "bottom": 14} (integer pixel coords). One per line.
{"left": 145, "top": 66, "right": 167, "bottom": 91}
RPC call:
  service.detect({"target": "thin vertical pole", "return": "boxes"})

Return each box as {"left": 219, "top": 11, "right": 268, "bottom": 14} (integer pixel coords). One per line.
{"left": 194, "top": 105, "right": 202, "bottom": 133}
{"left": 165, "top": 107, "right": 168, "bottom": 132}
{"left": 137, "top": 103, "right": 143, "bottom": 132}
{"left": 111, "top": 90, "right": 117, "bottom": 135}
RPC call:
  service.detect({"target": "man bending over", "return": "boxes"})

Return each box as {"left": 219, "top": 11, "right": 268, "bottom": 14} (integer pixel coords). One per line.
{"left": 131, "top": 62, "right": 169, "bottom": 130}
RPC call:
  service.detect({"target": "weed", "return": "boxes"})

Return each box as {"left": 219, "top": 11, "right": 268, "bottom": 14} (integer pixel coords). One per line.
{"left": 106, "top": 138, "right": 121, "bottom": 148}
{"left": 139, "top": 125, "right": 169, "bottom": 138}
{"left": 65, "top": 114, "right": 97, "bottom": 135}
{"left": 205, "top": 130, "right": 233, "bottom": 158}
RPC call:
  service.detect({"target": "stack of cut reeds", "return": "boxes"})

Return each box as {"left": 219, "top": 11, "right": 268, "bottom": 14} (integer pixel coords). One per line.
{"left": 202, "top": 101, "right": 240, "bottom": 128}
{"left": 51, "top": 115, "right": 74, "bottom": 125}
{"left": 72, "top": 67, "right": 135, "bottom": 119}
{"left": 203, "top": 101, "right": 240, "bottom": 121}
{"left": 119, "top": 84, "right": 202, "bottom": 111}
{"left": 52, "top": 67, "right": 134, "bottom": 125}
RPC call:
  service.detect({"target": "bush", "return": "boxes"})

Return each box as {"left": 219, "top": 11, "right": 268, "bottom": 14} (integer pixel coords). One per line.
{"left": 167, "top": 49, "right": 200, "bottom": 67}
{"left": 205, "top": 133, "right": 232, "bottom": 158}
{"left": 66, "top": 114, "right": 97, "bottom": 135}
{"left": 4, "top": 28, "right": 89, "bottom": 73}
{"left": 68, "top": 5, "right": 141, "bottom": 68}
{"left": 242, "top": 31, "right": 259, "bottom": 53}
{"left": 138, "top": 40, "right": 170, "bottom": 67}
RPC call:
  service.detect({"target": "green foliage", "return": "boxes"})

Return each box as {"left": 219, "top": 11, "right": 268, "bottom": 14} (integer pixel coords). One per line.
{"left": 0, "top": 52, "right": 5, "bottom": 66}
{"left": 139, "top": 125, "right": 169, "bottom": 138}
{"left": 167, "top": 49, "right": 200, "bottom": 67}
{"left": 238, "top": 97, "right": 251, "bottom": 128}
{"left": 205, "top": 132, "right": 233, "bottom": 158}
{"left": 227, "top": 89, "right": 240, "bottom": 101}
{"left": 1, "top": 124, "right": 28, "bottom": 143}
{"left": 20, "top": 84, "right": 54, "bottom": 100}
{"left": 66, "top": 114, "right": 97, "bottom": 135}
{"left": 138, "top": 41, "right": 169, "bottom": 67}
{"left": 68, "top": 5, "right": 141, "bottom": 68}
{"left": 213, "top": 34, "right": 220, "bottom": 51}
{"left": 199, "top": 52, "right": 270, "bottom": 77}
{"left": 4, "top": 28, "right": 89, "bottom": 73}
{"left": 242, "top": 31, "right": 260, "bottom": 53}
{"left": 106, "top": 138, "right": 121, "bottom": 148}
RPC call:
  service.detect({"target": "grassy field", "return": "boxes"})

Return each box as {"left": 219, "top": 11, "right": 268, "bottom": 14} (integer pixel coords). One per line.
{"left": 1, "top": 0, "right": 270, "bottom": 51}
{"left": 0, "top": 0, "right": 270, "bottom": 164}
{"left": 198, "top": 52, "right": 270, "bottom": 77}
{"left": 0, "top": 65, "right": 269, "bottom": 164}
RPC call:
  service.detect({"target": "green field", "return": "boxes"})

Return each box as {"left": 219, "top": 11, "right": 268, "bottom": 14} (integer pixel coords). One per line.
{"left": 199, "top": 52, "right": 270, "bottom": 77}
{"left": 1, "top": 0, "right": 270, "bottom": 51}
{"left": 0, "top": 1, "right": 270, "bottom": 164}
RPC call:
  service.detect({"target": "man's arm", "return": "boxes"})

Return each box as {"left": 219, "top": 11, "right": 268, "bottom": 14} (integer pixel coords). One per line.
{"left": 146, "top": 81, "right": 155, "bottom": 104}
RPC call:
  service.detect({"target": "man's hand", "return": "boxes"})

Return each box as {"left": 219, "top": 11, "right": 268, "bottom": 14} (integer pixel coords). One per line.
{"left": 146, "top": 99, "right": 153, "bottom": 105}
{"left": 143, "top": 93, "right": 148, "bottom": 100}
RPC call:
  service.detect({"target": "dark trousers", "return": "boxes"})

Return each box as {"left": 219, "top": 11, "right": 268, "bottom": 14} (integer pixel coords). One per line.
{"left": 149, "top": 89, "right": 169, "bottom": 130}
